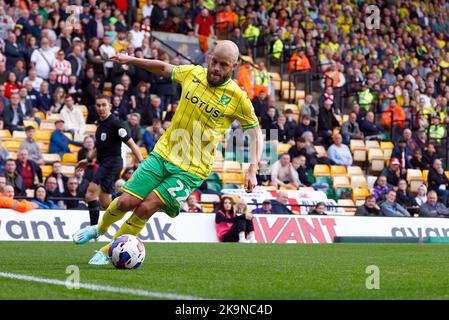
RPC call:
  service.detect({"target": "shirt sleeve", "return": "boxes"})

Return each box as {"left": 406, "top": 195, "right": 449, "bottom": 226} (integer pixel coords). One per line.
{"left": 234, "top": 94, "right": 259, "bottom": 129}
{"left": 170, "top": 64, "right": 197, "bottom": 85}
{"left": 115, "top": 120, "right": 131, "bottom": 143}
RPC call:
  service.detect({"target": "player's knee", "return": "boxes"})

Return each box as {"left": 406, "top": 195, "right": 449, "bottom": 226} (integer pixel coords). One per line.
{"left": 117, "top": 193, "right": 141, "bottom": 211}
{"left": 99, "top": 197, "right": 110, "bottom": 209}
{"left": 136, "top": 195, "right": 164, "bottom": 219}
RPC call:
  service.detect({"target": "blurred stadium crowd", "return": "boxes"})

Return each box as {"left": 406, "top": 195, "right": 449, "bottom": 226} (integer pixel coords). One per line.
{"left": 1, "top": 0, "right": 449, "bottom": 218}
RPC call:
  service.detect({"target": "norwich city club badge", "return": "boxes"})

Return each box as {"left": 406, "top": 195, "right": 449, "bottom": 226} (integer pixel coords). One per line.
{"left": 220, "top": 95, "right": 231, "bottom": 105}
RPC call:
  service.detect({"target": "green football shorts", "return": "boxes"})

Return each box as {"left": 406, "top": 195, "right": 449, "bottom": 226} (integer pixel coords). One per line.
{"left": 121, "top": 152, "right": 204, "bottom": 217}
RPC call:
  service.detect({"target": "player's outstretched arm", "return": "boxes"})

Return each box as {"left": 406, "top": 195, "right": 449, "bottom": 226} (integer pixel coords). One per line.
{"left": 109, "top": 53, "right": 173, "bottom": 78}
{"left": 125, "top": 138, "right": 144, "bottom": 164}
{"left": 245, "top": 125, "right": 263, "bottom": 193}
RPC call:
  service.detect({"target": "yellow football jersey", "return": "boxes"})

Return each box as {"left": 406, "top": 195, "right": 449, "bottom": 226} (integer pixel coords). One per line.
{"left": 153, "top": 65, "right": 259, "bottom": 180}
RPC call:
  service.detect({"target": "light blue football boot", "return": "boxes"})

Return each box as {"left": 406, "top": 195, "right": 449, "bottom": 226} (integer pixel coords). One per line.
{"left": 72, "top": 225, "right": 100, "bottom": 244}
{"left": 88, "top": 250, "right": 110, "bottom": 265}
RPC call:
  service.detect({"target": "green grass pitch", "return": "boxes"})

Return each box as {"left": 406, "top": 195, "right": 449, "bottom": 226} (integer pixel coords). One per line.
{"left": 1, "top": 242, "right": 449, "bottom": 300}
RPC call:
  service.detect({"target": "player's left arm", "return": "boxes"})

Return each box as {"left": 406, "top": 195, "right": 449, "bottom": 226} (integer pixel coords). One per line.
{"left": 125, "top": 138, "right": 144, "bottom": 164}
{"left": 235, "top": 95, "right": 263, "bottom": 193}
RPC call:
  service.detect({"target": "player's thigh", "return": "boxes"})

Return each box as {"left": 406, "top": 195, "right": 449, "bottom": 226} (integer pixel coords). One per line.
{"left": 121, "top": 153, "right": 167, "bottom": 201}
{"left": 133, "top": 191, "right": 165, "bottom": 219}
{"left": 154, "top": 171, "right": 203, "bottom": 217}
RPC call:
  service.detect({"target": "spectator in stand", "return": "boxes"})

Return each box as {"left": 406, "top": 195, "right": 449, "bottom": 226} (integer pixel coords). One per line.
{"left": 419, "top": 190, "right": 449, "bottom": 218}
{"left": 22, "top": 68, "right": 43, "bottom": 92}
{"left": 0, "top": 142, "right": 10, "bottom": 175}
{"left": 30, "top": 36, "right": 55, "bottom": 80}
{"left": 300, "top": 94, "right": 318, "bottom": 128}
{"left": 143, "top": 119, "right": 165, "bottom": 152}
{"left": 380, "top": 190, "right": 411, "bottom": 217}
{"left": 194, "top": 8, "right": 215, "bottom": 53}
{"left": 414, "top": 129, "right": 428, "bottom": 152}
{"left": 252, "top": 199, "right": 273, "bottom": 214}
{"left": 341, "top": 112, "right": 364, "bottom": 145}
{"left": 410, "top": 149, "right": 429, "bottom": 170}
{"left": 261, "top": 106, "right": 277, "bottom": 140}
{"left": 396, "top": 179, "right": 419, "bottom": 214}
{"left": 289, "top": 49, "right": 311, "bottom": 73}
{"left": 270, "top": 154, "right": 299, "bottom": 189}
{"left": 309, "top": 202, "right": 327, "bottom": 215}
{"left": 60, "top": 95, "right": 86, "bottom": 139}
{"left": 372, "top": 175, "right": 391, "bottom": 203}
{"left": 0, "top": 176, "right": 6, "bottom": 193}
{"left": 19, "top": 126, "right": 44, "bottom": 165}
{"left": 274, "top": 114, "right": 294, "bottom": 144}
{"left": 48, "top": 161, "right": 68, "bottom": 195}
{"left": 0, "top": 185, "right": 38, "bottom": 212}
{"left": 256, "top": 160, "right": 270, "bottom": 186}
{"left": 215, "top": 196, "right": 256, "bottom": 243}
{"left": 415, "top": 184, "right": 428, "bottom": 207}
{"left": 74, "top": 167, "right": 89, "bottom": 196}
{"left": 428, "top": 159, "right": 449, "bottom": 206}
{"left": 270, "top": 191, "right": 293, "bottom": 215}
{"left": 229, "top": 28, "right": 249, "bottom": 56}
{"left": 180, "top": 194, "right": 202, "bottom": 213}
{"left": 318, "top": 99, "right": 339, "bottom": 147}
{"left": 429, "top": 114, "right": 446, "bottom": 142}
{"left": 99, "top": 35, "right": 116, "bottom": 82}
{"left": 391, "top": 139, "right": 413, "bottom": 170}
{"left": 67, "top": 44, "right": 85, "bottom": 80}
{"left": 77, "top": 136, "right": 96, "bottom": 162}
{"left": 142, "top": 0, "right": 154, "bottom": 18}
{"left": 52, "top": 49, "right": 71, "bottom": 85}
{"left": 2, "top": 93, "right": 24, "bottom": 133}
{"left": 327, "top": 134, "right": 353, "bottom": 166}
{"left": 49, "top": 120, "right": 83, "bottom": 158}
{"left": 63, "top": 176, "right": 85, "bottom": 210}
{"left": 0, "top": 84, "right": 10, "bottom": 113}
{"left": 31, "top": 185, "right": 58, "bottom": 209}
{"left": 288, "top": 137, "right": 307, "bottom": 160}
{"left": 380, "top": 158, "right": 406, "bottom": 188}
{"left": 295, "top": 115, "right": 317, "bottom": 140}
{"left": 355, "top": 196, "right": 381, "bottom": 216}
{"left": 423, "top": 143, "right": 440, "bottom": 167}
{"left": 360, "top": 111, "right": 383, "bottom": 139}
{"left": 44, "top": 176, "right": 62, "bottom": 202}
{"left": 15, "top": 149, "right": 42, "bottom": 190}
{"left": 3, "top": 71, "right": 20, "bottom": 99}
{"left": 17, "top": 87, "right": 35, "bottom": 121}
{"left": 4, "top": 158, "right": 25, "bottom": 196}
{"left": 125, "top": 113, "right": 143, "bottom": 146}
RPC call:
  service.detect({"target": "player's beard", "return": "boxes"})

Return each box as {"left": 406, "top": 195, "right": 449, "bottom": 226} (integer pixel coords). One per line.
{"left": 207, "top": 70, "right": 232, "bottom": 86}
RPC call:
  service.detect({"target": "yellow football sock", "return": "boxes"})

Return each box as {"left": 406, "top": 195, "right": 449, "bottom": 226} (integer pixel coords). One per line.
{"left": 100, "top": 214, "right": 148, "bottom": 254}
{"left": 98, "top": 197, "right": 127, "bottom": 235}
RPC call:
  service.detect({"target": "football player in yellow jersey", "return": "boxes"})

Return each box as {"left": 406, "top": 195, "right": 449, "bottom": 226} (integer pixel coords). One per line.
{"left": 72, "top": 40, "right": 263, "bottom": 264}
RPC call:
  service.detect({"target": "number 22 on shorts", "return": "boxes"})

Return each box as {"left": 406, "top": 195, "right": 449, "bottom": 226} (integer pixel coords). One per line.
{"left": 167, "top": 180, "right": 189, "bottom": 203}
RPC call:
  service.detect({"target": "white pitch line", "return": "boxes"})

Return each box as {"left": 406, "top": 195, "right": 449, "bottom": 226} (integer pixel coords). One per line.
{"left": 0, "top": 272, "right": 208, "bottom": 300}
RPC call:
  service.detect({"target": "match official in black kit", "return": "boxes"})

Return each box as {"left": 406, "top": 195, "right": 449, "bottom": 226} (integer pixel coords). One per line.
{"left": 76, "top": 95, "right": 144, "bottom": 225}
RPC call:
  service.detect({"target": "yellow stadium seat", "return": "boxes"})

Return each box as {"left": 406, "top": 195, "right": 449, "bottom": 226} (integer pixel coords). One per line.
{"left": 0, "top": 129, "right": 12, "bottom": 140}
{"left": 350, "top": 175, "right": 368, "bottom": 189}
{"left": 298, "top": 186, "right": 314, "bottom": 191}
{"left": 241, "top": 162, "right": 251, "bottom": 172}
{"left": 353, "top": 149, "right": 366, "bottom": 162}
{"left": 365, "top": 140, "right": 380, "bottom": 149}
{"left": 139, "top": 147, "right": 149, "bottom": 159}
{"left": 368, "top": 149, "right": 385, "bottom": 172}
{"left": 350, "top": 139, "right": 365, "bottom": 151}
{"left": 352, "top": 187, "right": 370, "bottom": 202}
{"left": 423, "top": 170, "right": 429, "bottom": 183}
{"left": 61, "top": 165, "right": 75, "bottom": 176}
{"left": 313, "top": 164, "right": 330, "bottom": 177}
{"left": 69, "top": 144, "right": 82, "bottom": 152}
{"left": 283, "top": 103, "right": 300, "bottom": 113}
{"left": 3, "top": 140, "right": 21, "bottom": 151}
{"left": 41, "top": 165, "right": 53, "bottom": 177}
{"left": 222, "top": 172, "right": 243, "bottom": 184}
{"left": 35, "top": 131, "right": 52, "bottom": 141}
{"left": 223, "top": 161, "right": 241, "bottom": 172}
{"left": 39, "top": 121, "right": 55, "bottom": 131}
{"left": 337, "top": 199, "right": 356, "bottom": 214}
{"left": 212, "top": 161, "right": 223, "bottom": 172}
{"left": 333, "top": 176, "right": 351, "bottom": 188}
{"left": 315, "top": 145, "right": 327, "bottom": 158}
{"left": 8, "top": 151, "right": 17, "bottom": 160}
{"left": 46, "top": 113, "right": 61, "bottom": 122}
{"left": 23, "top": 120, "right": 38, "bottom": 129}
{"left": 347, "top": 166, "right": 364, "bottom": 176}
{"left": 277, "top": 143, "right": 291, "bottom": 154}
{"left": 64, "top": 132, "right": 73, "bottom": 139}
{"left": 446, "top": 171, "right": 449, "bottom": 180}
{"left": 330, "top": 165, "right": 347, "bottom": 178}
{"left": 34, "top": 111, "right": 46, "bottom": 121}
{"left": 12, "top": 131, "right": 27, "bottom": 140}
{"left": 280, "top": 185, "right": 298, "bottom": 190}
{"left": 380, "top": 141, "right": 394, "bottom": 151}
{"left": 37, "top": 141, "right": 50, "bottom": 153}
{"left": 62, "top": 153, "right": 78, "bottom": 164}
{"left": 85, "top": 124, "right": 97, "bottom": 134}
{"left": 42, "top": 153, "right": 61, "bottom": 163}
{"left": 407, "top": 169, "right": 423, "bottom": 182}
{"left": 78, "top": 105, "right": 88, "bottom": 119}
{"left": 201, "top": 204, "right": 215, "bottom": 213}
